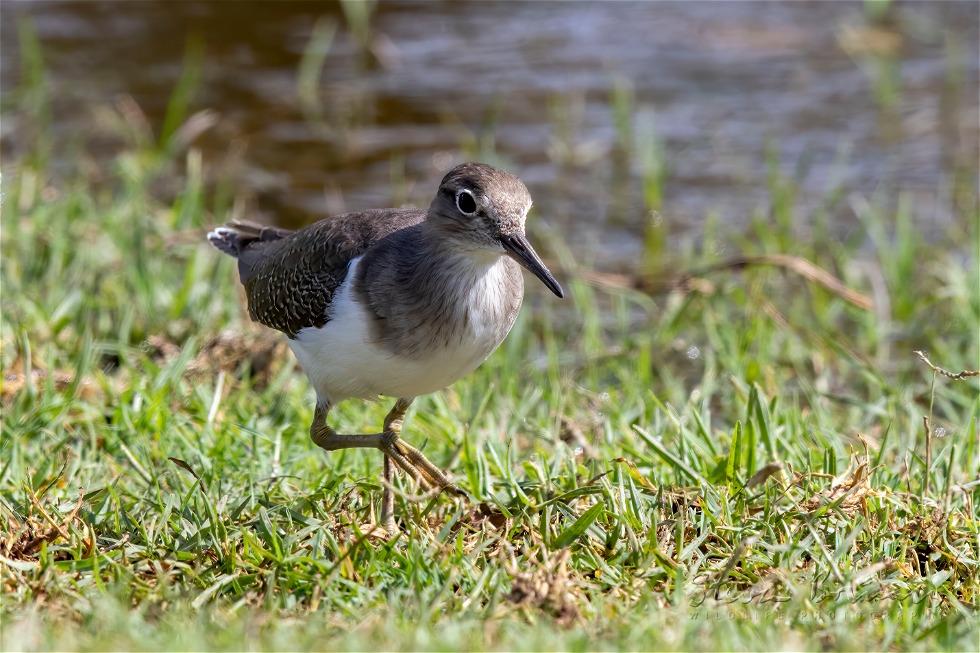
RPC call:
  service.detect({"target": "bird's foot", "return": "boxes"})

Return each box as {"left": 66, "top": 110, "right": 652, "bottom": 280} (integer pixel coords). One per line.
{"left": 355, "top": 520, "right": 396, "bottom": 540}
{"left": 380, "top": 431, "right": 464, "bottom": 497}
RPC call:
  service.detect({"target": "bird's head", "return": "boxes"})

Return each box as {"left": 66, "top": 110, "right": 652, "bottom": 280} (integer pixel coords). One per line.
{"left": 427, "top": 162, "right": 563, "bottom": 298}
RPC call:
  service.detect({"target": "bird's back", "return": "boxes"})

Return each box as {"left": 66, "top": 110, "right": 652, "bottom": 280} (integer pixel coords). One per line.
{"left": 208, "top": 208, "right": 425, "bottom": 338}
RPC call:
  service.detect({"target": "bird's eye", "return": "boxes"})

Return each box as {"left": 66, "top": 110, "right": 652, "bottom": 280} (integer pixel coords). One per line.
{"left": 455, "top": 189, "right": 478, "bottom": 215}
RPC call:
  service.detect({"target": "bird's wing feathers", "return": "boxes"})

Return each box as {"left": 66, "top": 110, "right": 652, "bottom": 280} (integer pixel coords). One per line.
{"left": 207, "top": 220, "right": 293, "bottom": 259}
{"left": 216, "top": 209, "right": 425, "bottom": 338}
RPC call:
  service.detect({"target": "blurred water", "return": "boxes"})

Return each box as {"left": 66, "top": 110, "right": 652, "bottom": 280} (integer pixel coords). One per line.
{"left": 2, "top": 1, "right": 977, "bottom": 263}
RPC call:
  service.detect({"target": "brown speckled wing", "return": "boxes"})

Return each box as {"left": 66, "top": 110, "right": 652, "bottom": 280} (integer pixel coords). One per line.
{"left": 235, "top": 209, "right": 425, "bottom": 338}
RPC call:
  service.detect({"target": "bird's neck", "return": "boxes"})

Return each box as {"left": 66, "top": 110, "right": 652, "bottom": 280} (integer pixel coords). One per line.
{"left": 355, "top": 226, "right": 524, "bottom": 358}
{"left": 415, "top": 235, "right": 516, "bottom": 303}
{"left": 421, "top": 219, "right": 504, "bottom": 263}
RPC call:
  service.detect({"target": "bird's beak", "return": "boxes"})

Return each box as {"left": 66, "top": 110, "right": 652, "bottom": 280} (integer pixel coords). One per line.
{"left": 500, "top": 233, "right": 564, "bottom": 298}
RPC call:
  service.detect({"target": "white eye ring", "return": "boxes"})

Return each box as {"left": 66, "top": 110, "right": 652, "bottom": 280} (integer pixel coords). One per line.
{"left": 455, "top": 189, "right": 478, "bottom": 216}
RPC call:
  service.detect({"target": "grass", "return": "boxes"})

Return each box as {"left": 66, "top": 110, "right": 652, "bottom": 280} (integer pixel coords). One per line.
{"left": 2, "top": 23, "right": 980, "bottom": 653}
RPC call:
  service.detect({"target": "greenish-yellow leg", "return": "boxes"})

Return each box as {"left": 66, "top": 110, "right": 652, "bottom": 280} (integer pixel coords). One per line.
{"left": 309, "top": 398, "right": 462, "bottom": 531}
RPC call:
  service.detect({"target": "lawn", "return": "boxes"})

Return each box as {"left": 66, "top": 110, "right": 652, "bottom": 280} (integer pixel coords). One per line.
{"left": 2, "top": 39, "right": 979, "bottom": 653}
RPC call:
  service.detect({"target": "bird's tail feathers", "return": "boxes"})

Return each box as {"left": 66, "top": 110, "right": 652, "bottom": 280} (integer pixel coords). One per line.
{"left": 206, "top": 220, "right": 292, "bottom": 258}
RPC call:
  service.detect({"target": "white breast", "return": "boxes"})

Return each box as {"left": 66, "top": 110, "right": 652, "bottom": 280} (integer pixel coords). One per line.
{"left": 287, "top": 256, "right": 516, "bottom": 403}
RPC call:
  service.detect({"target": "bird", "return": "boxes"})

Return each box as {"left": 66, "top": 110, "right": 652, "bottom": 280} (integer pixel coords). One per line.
{"left": 207, "top": 162, "right": 563, "bottom": 531}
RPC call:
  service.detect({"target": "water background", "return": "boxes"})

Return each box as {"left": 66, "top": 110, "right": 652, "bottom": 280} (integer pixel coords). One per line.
{"left": 3, "top": 1, "right": 977, "bottom": 265}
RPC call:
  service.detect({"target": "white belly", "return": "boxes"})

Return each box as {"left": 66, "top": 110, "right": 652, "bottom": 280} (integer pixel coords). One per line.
{"left": 287, "top": 256, "right": 510, "bottom": 402}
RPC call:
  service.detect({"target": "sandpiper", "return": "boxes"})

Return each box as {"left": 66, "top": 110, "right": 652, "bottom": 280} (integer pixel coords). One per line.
{"left": 207, "top": 162, "right": 563, "bottom": 530}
